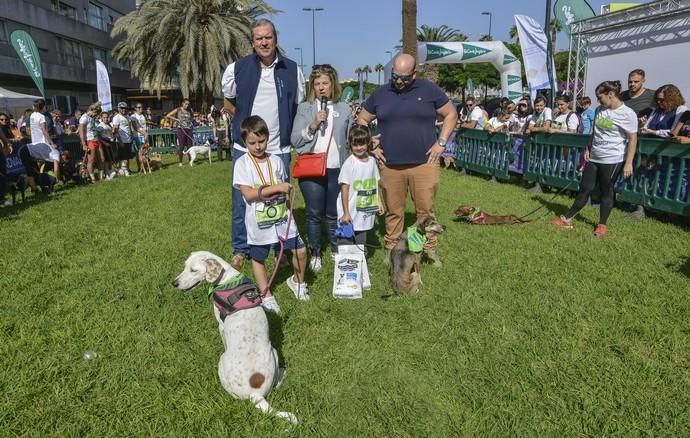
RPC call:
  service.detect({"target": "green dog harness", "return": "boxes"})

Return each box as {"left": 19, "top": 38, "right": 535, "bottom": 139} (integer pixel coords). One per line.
{"left": 407, "top": 225, "right": 427, "bottom": 253}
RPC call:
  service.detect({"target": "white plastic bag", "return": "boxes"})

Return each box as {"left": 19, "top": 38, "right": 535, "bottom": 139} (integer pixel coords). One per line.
{"left": 332, "top": 247, "right": 364, "bottom": 299}
{"left": 338, "top": 244, "right": 370, "bottom": 290}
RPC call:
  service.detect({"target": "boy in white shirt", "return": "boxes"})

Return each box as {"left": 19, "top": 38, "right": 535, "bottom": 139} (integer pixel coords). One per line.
{"left": 337, "top": 124, "right": 384, "bottom": 248}
{"left": 233, "top": 116, "right": 309, "bottom": 312}
{"left": 484, "top": 110, "right": 512, "bottom": 133}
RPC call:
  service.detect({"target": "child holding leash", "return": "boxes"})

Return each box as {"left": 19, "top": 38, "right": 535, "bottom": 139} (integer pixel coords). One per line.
{"left": 337, "top": 124, "right": 384, "bottom": 249}
{"left": 233, "top": 116, "right": 309, "bottom": 313}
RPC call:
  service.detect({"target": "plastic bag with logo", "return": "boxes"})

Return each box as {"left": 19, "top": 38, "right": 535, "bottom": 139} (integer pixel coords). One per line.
{"left": 332, "top": 247, "right": 364, "bottom": 299}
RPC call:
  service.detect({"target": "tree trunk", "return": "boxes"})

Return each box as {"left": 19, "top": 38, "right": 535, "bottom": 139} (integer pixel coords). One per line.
{"left": 402, "top": 0, "right": 417, "bottom": 62}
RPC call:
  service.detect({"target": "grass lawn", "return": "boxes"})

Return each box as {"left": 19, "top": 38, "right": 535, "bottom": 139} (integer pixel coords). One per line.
{"left": 2, "top": 156, "right": 690, "bottom": 436}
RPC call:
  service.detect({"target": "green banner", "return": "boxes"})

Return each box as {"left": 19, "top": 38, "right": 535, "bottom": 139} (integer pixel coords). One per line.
{"left": 466, "top": 78, "right": 474, "bottom": 94}
{"left": 507, "top": 75, "right": 522, "bottom": 86}
{"left": 461, "top": 44, "right": 490, "bottom": 60}
{"left": 425, "top": 43, "right": 458, "bottom": 61}
{"left": 554, "top": 0, "right": 596, "bottom": 35}
{"left": 10, "top": 30, "right": 44, "bottom": 97}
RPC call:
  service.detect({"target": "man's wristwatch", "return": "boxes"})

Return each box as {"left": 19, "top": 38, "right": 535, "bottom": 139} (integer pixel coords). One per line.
{"left": 438, "top": 138, "right": 447, "bottom": 147}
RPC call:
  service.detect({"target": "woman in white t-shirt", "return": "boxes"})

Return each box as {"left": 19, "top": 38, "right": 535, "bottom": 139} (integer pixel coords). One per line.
{"left": 552, "top": 80, "right": 638, "bottom": 237}
{"left": 549, "top": 95, "right": 580, "bottom": 134}
{"left": 525, "top": 96, "right": 552, "bottom": 134}
{"left": 484, "top": 110, "right": 512, "bottom": 133}
{"left": 290, "top": 65, "right": 353, "bottom": 273}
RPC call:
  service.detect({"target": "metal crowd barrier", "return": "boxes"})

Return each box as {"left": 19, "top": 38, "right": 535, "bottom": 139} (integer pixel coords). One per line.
{"left": 451, "top": 129, "right": 690, "bottom": 217}
{"left": 618, "top": 136, "right": 690, "bottom": 216}
{"left": 454, "top": 129, "right": 513, "bottom": 180}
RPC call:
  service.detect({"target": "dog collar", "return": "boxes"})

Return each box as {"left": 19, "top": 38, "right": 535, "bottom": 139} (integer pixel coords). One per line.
{"left": 207, "top": 273, "right": 245, "bottom": 298}
{"left": 459, "top": 210, "right": 483, "bottom": 223}
{"left": 407, "top": 225, "right": 426, "bottom": 253}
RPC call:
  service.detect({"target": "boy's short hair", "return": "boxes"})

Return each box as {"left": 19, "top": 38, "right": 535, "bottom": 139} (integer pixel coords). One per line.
{"left": 240, "top": 115, "right": 269, "bottom": 142}
{"left": 578, "top": 96, "right": 592, "bottom": 106}
{"left": 348, "top": 124, "right": 371, "bottom": 147}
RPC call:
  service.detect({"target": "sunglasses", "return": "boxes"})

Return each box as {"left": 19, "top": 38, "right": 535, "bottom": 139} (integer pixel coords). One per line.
{"left": 312, "top": 64, "right": 333, "bottom": 71}
{"left": 391, "top": 72, "right": 414, "bottom": 82}
{"left": 656, "top": 97, "right": 665, "bottom": 102}
{"left": 0, "top": 118, "right": 7, "bottom": 122}
{"left": 518, "top": 104, "right": 528, "bottom": 107}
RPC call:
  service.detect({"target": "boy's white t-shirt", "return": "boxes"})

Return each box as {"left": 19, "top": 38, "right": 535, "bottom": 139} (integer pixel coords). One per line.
{"left": 552, "top": 112, "right": 580, "bottom": 132}
{"left": 97, "top": 120, "right": 113, "bottom": 141}
{"left": 467, "top": 106, "right": 486, "bottom": 130}
{"left": 29, "top": 112, "right": 48, "bottom": 144}
{"left": 528, "top": 107, "right": 553, "bottom": 127}
{"left": 131, "top": 113, "right": 147, "bottom": 138}
{"left": 590, "top": 104, "right": 638, "bottom": 164}
{"left": 79, "top": 113, "right": 98, "bottom": 141}
{"left": 337, "top": 155, "right": 381, "bottom": 232}
{"left": 232, "top": 153, "right": 298, "bottom": 245}
{"left": 112, "top": 113, "right": 131, "bottom": 143}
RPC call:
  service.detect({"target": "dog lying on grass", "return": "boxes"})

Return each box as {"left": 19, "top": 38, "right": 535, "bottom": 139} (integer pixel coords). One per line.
{"left": 172, "top": 251, "right": 297, "bottom": 424}
{"left": 454, "top": 204, "right": 528, "bottom": 225}
{"left": 183, "top": 141, "right": 212, "bottom": 167}
{"left": 388, "top": 215, "right": 445, "bottom": 296}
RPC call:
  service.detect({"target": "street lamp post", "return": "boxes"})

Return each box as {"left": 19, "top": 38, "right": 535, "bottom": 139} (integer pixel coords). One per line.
{"left": 481, "top": 11, "right": 492, "bottom": 40}
{"left": 303, "top": 7, "right": 324, "bottom": 66}
{"left": 294, "top": 47, "right": 304, "bottom": 71}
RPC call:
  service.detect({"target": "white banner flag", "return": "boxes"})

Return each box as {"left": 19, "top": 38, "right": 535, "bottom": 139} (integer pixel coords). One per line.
{"left": 96, "top": 60, "right": 112, "bottom": 111}
{"left": 514, "top": 15, "right": 556, "bottom": 99}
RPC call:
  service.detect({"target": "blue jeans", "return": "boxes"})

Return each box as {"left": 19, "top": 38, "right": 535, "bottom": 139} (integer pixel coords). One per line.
{"left": 231, "top": 149, "right": 292, "bottom": 256}
{"left": 298, "top": 168, "right": 340, "bottom": 256}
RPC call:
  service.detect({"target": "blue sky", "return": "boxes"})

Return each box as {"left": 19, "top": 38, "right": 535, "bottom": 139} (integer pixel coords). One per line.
{"left": 264, "top": 0, "right": 647, "bottom": 82}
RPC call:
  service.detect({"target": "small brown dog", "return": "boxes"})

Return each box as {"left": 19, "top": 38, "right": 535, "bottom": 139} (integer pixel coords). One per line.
{"left": 389, "top": 215, "right": 445, "bottom": 296}
{"left": 454, "top": 204, "right": 528, "bottom": 225}
{"left": 138, "top": 144, "right": 152, "bottom": 174}
{"left": 149, "top": 153, "right": 163, "bottom": 171}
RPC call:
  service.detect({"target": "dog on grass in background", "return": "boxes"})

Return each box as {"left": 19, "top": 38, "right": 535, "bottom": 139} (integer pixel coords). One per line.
{"left": 149, "top": 153, "right": 163, "bottom": 171}
{"left": 388, "top": 215, "right": 445, "bottom": 296}
{"left": 454, "top": 204, "right": 528, "bottom": 225}
{"left": 138, "top": 143, "right": 152, "bottom": 174}
{"left": 183, "top": 140, "right": 212, "bottom": 167}
{"left": 172, "top": 251, "right": 297, "bottom": 424}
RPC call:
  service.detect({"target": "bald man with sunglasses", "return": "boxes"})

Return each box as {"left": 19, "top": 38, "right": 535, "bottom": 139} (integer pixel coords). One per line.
{"left": 357, "top": 53, "right": 457, "bottom": 267}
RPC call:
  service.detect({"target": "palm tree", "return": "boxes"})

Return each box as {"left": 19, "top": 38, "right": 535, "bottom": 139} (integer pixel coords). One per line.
{"left": 416, "top": 24, "right": 466, "bottom": 84}
{"left": 111, "top": 0, "right": 274, "bottom": 111}
{"left": 402, "top": 0, "right": 417, "bottom": 60}
{"left": 375, "top": 63, "right": 384, "bottom": 85}
{"left": 362, "top": 65, "right": 372, "bottom": 83}
{"left": 355, "top": 67, "right": 363, "bottom": 82}
{"left": 479, "top": 34, "right": 492, "bottom": 42}
{"left": 549, "top": 18, "right": 562, "bottom": 51}
{"left": 509, "top": 25, "right": 519, "bottom": 44}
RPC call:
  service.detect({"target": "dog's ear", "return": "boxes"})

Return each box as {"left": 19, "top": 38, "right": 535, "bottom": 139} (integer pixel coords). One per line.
{"left": 204, "top": 258, "right": 224, "bottom": 283}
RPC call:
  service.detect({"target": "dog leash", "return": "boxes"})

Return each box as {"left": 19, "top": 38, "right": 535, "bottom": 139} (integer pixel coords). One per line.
{"left": 257, "top": 185, "right": 297, "bottom": 296}
{"left": 518, "top": 178, "right": 577, "bottom": 221}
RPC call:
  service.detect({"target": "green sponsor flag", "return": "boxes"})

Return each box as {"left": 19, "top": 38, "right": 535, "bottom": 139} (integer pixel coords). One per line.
{"left": 10, "top": 30, "right": 44, "bottom": 97}
{"left": 466, "top": 78, "right": 474, "bottom": 94}
{"left": 554, "top": 0, "right": 596, "bottom": 35}
{"left": 461, "top": 43, "right": 490, "bottom": 60}
{"left": 425, "top": 43, "right": 458, "bottom": 61}
{"left": 503, "top": 54, "right": 518, "bottom": 65}
{"left": 508, "top": 91, "right": 523, "bottom": 100}
{"left": 342, "top": 86, "right": 355, "bottom": 103}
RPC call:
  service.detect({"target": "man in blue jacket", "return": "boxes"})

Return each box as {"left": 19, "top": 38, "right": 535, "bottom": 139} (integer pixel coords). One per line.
{"left": 222, "top": 19, "right": 305, "bottom": 270}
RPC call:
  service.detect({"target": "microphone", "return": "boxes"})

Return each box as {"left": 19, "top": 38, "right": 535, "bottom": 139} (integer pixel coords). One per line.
{"left": 320, "top": 96, "right": 327, "bottom": 135}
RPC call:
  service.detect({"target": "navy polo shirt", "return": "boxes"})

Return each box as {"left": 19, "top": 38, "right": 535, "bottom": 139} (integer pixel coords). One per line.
{"left": 363, "top": 79, "right": 448, "bottom": 165}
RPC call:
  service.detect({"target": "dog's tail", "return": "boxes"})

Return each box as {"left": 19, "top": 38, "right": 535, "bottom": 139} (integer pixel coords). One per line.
{"left": 249, "top": 393, "right": 298, "bottom": 425}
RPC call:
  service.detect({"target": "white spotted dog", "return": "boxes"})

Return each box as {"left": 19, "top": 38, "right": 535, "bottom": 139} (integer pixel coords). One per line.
{"left": 172, "top": 251, "right": 296, "bottom": 424}
{"left": 183, "top": 140, "right": 212, "bottom": 166}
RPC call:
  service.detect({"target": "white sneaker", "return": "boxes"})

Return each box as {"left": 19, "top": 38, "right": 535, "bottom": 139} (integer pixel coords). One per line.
{"left": 261, "top": 296, "right": 281, "bottom": 313}
{"left": 178, "top": 163, "right": 183, "bottom": 167}
{"left": 286, "top": 275, "right": 310, "bottom": 301}
{"left": 309, "top": 256, "right": 322, "bottom": 273}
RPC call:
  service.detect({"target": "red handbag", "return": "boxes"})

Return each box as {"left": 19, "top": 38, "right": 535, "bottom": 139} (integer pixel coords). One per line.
{"left": 292, "top": 127, "right": 333, "bottom": 179}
